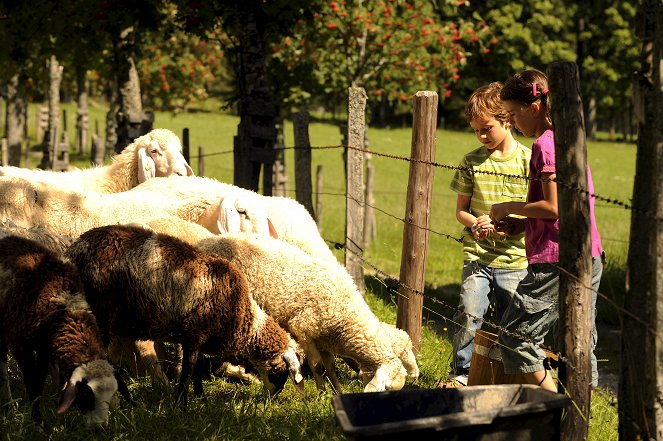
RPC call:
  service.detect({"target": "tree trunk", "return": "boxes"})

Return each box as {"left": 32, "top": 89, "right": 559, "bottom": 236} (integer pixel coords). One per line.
{"left": 39, "top": 55, "right": 63, "bottom": 170}
{"left": 114, "top": 26, "right": 151, "bottom": 154}
{"left": 76, "top": 65, "right": 89, "bottom": 154}
{"left": 4, "top": 74, "right": 26, "bottom": 166}
{"left": 619, "top": 1, "right": 663, "bottom": 439}
{"left": 232, "top": 4, "right": 278, "bottom": 193}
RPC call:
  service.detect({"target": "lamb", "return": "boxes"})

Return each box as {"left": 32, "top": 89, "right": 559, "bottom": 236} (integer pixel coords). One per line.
{"left": 189, "top": 232, "right": 409, "bottom": 393}
{"left": 0, "top": 128, "right": 193, "bottom": 193}
{"left": 64, "top": 225, "right": 305, "bottom": 405}
{"left": 0, "top": 236, "right": 122, "bottom": 426}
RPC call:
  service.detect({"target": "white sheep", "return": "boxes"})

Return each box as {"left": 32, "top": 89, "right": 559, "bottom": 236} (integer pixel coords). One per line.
{"left": 0, "top": 235, "right": 123, "bottom": 426}
{"left": 64, "top": 225, "right": 305, "bottom": 405}
{"left": 189, "top": 232, "right": 407, "bottom": 393}
{"left": 0, "top": 128, "right": 193, "bottom": 193}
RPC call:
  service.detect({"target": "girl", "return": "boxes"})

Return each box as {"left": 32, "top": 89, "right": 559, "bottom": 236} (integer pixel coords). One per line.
{"left": 489, "top": 69, "right": 604, "bottom": 391}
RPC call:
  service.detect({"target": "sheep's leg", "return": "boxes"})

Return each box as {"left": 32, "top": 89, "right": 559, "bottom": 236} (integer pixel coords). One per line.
{"left": 174, "top": 345, "right": 198, "bottom": 409}
{"left": 12, "top": 347, "right": 48, "bottom": 424}
{"left": 133, "top": 340, "right": 169, "bottom": 390}
{"left": 320, "top": 351, "right": 342, "bottom": 394}
{"left": 0, "top": 344, "right": 12, "bottom": 410}
{"left": 300, "top": 342, "right": 327, "bottom": 392}
{"left": 192, "top": 353, "right": 207, "bottom": 399}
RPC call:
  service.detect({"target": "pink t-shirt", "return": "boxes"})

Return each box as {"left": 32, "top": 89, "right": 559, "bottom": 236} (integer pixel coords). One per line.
{"left": 525, "top": 129, "right": 603, "bottom": 263}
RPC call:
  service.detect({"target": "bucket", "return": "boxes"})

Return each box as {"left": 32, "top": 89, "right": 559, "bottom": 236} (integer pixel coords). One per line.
{"left": 467, "top": 330, "right": 557, "bottom": 386}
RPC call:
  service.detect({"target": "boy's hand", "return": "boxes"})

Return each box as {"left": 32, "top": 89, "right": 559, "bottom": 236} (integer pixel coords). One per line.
{"left": 471, "top": 215, "right": 495, "bottom": 240}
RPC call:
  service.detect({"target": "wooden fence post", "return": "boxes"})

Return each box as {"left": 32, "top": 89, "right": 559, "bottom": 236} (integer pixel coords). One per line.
{"left": 316, "top": 164, "right": 323, "bottom": 232}
{"left": 346, "top": 87, "right": 366, "bottom": 294}
{"left": 272, "top": 119, "right": 287, "bottom": 196}
{"left": 198, "top": 146, "right": 205, "bottom": 177}
{"left": 548, "top": 61, "right": 592, "bottom": 441}
{"left": 396, "top": 91, "right": 438, "bottom": 352}
{"left": 1, "top": 138, "right": 8, "bottom": 166}
{"left": 182, "top": 128, "right": 190, "bottom": 164}
{"left": 363, "top": 160, "right": 376, "bottom": 248}
{"left": 293, "top": 110, "right": 315, "bottom": 217}
{"left": 619, "top": 1, "right": 663, "bottom": 438}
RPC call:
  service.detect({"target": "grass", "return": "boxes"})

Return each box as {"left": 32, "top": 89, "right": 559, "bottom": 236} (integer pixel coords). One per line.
{"left": 0, "top": 100, "right": 627, "bottom": 439}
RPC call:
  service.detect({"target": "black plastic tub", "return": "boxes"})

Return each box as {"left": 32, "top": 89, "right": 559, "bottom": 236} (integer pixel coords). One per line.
{"left": 332, "top": 384, "right": 571, "bottom": 441}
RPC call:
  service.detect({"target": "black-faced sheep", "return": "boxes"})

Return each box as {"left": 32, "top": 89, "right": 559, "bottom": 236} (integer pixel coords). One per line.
{"left": 0, "top": 128, "right": 193, "bottom": 193}
{"left": 0, "top": 236, "right": 121, "bottom": 426}
{"left": 64, "top": 225, "right": 304, "bottom": 405}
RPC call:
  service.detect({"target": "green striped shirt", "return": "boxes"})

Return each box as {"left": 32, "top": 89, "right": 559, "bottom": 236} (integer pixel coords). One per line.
{"left": 449, "top": 142, "right": 531, "bottom": 269}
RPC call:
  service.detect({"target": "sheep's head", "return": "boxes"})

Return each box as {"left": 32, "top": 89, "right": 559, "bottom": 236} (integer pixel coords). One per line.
{"left": 258, "top": 339, "right": 305, "bottom": 396}
{"left": 57, "top": 359, "right": 118, "bottom": 426}
{"left": 360, "top": 360, "right": 407, "bottom": 392}
{"left": 381, "top": 323, "right": 419, "bottom": 380}
{"left": 135, "top": 128, "right": 194, "bottom": 183}
{"left": 217, "top": 191, "right": 278, "bottom": 238}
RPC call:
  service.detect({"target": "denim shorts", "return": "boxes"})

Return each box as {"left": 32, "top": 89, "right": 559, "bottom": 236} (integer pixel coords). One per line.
{"left": 498, "top": 258, "right": 603, "bottom": 385}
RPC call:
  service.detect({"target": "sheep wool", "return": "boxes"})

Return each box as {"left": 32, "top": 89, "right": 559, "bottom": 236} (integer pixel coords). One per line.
{"left": 0, "top": 236, "right": 118, "bottom": 426}
{"left": 196, "top": 233, "right": 409, "bottom": 393}
{"left": 0, "top": 128, "right": 193, "bottom": 193}
{"left": 0, "top": 219, "right": 73, "bottom": 255}
{"left": 64, "top": 225, "right": 304, "bottom": 404}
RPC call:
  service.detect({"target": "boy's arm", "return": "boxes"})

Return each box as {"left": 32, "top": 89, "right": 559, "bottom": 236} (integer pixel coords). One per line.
{"left": 456, "top": 195, "right": 493, "bottom": 240}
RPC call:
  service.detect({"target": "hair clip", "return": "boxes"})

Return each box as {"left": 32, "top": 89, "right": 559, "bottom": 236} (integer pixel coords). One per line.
{"left": 532, "top": 83, "right": 537, "bottom": 96}
{"left": 542, "top": 88, "right": 549, "bottom": 95}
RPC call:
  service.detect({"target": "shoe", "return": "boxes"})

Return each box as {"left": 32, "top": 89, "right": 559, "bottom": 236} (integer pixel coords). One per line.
{"left": 436, "top": 374, "right": 468, "bottom": 388}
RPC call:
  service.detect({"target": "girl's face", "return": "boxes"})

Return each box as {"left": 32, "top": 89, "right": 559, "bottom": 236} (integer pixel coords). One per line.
{"left": 469, "top": 117, "right": 511, "bottom": 151}
{"left": 503, "top": 100, "right": 539, "bottom": 137}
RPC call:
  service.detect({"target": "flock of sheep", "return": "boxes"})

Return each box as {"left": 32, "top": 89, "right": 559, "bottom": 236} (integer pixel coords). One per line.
{"left": 0, "top": 128, "right": 419, "bottom": 428}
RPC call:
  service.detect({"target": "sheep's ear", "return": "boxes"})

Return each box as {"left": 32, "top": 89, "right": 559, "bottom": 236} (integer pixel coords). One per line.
{"left": 283, "top": 350, "right": 305, "bottom": 394}
{"left": 268, "top": 219, "right": 279, "bottom": 239}
{"left": 184, "top": 162, "right": 195, "bottom": 177}
{"left": 57, "top": 381, "right": 78, "bottom": 414}
{"left": 218, "top": 195, "right": 240, "bottom": 235}
{"left": 364, "top": 366, "right": 388, "bottom": 392}
{"left": 137, "top": 148, "right": 156, "bottom": 183}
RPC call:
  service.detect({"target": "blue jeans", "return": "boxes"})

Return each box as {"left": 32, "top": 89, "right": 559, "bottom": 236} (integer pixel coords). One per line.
{"left": 450, "top": 261, "right": 527, "bottom": 375}
{"left": 499, "top": 257, "right": 603, "bottom": 387}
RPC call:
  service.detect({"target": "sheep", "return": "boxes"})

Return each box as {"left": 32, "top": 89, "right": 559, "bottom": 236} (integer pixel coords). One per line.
{"left": 187, "top": 232, "right": 409, "bottom": 393}
{"left": 0, "top": 219, "right": 73, "bottom": 254}
{"left": 131, "top": 175, "right": 338, "bottom": 264}
{"left": 63, "top": 224, "right": 305, "bottom": 405}
{"left": 0, "top": 128, "right": 193, "bottom": 193}
{"left": 0, "top": 235, "right": 123, "bottom": 426}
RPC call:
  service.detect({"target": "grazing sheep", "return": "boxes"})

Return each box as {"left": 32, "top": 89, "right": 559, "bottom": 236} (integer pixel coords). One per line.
{"left": 0, "top": 128, "right": 193, "bottom": 193}
{"left": 0, "top": 236, "right": 121, "bottom": 426}
{"left": 64, "top": 225, "right": 304, "bottom": 405}
{"left": 192, "top": 232, "right": 409, "bottom": 393}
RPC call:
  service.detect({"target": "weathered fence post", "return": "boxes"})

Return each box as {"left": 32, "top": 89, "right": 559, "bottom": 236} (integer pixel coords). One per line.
{"left": 363, "top": 160, "right": 377, "bottom": 248}
{"left": 293, "top": 110, "right": 315, "bottom": 217}
{"left": 316, "top": 164, "right": 323, "bottom": 232}
{"left": 548, "top": 61, "right": 592, "bottom": 441}
{"left": 346, "top": 87, "right": 367, "bottom": 294}
{"left": 619, "top": 1, "right": 663, "bottom": 438}
{"left": 198, "top": 146, "right": 205, "bottom": 177}
{"left": 91, "top": 134, "right": 105, "bottom": 166}
{"left": 1, "top": 138, "right": 8, "bottom": 166}
{"left": 396, "top": 91, "right": 437, "bottom": 352}
{"left": 182, "top": 128, "right": 190, "bottom": 164}
{"left": 272, "top": 118, "right": 287, "bottom": 196}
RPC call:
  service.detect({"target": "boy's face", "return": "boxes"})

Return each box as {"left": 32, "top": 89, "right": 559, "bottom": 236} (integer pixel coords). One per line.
{"left": 469, "top": 116, "right": 511, "bottom": 151}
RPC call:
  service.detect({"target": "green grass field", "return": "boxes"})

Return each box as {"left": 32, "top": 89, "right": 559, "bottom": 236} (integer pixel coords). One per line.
{"left": 0, "top": 101, "right": 629, "bottom": 440}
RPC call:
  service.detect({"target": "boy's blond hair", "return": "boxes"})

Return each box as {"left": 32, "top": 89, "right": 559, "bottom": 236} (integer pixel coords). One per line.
{"left": 464, "top": 82, "right": 509, "bottom": 124}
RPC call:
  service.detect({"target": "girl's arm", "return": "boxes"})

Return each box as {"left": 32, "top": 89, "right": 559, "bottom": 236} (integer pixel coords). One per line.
{"left": 490, "top": 172, "right": 558, "bottom": 221}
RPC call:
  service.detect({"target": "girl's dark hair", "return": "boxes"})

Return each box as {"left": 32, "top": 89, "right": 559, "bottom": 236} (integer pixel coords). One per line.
{"left": 500, "top": 69, "right": 551, "bottom": 119}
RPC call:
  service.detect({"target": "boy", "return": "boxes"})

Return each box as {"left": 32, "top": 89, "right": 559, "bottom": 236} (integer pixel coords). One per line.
{"left": 443, "top": 82, "right": 531, "bottom": 387}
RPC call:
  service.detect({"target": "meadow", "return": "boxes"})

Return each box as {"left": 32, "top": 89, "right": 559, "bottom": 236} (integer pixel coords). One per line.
{"left": 0, "top": 100, "right": 630, "bottom": 440}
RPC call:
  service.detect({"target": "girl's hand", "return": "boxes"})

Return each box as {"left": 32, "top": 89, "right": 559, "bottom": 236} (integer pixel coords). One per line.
{"left": 490, "top": 202, "right": 512, "bottom": 222}
{"left": 494, "top": 216, "right": 526, "bottom": 236}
